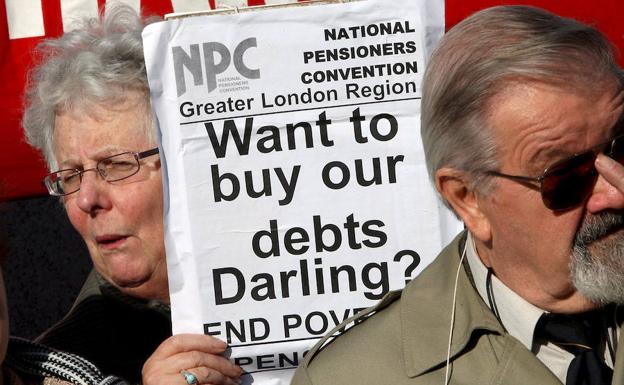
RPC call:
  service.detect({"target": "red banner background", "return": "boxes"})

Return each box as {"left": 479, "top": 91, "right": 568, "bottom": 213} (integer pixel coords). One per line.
{"left": 1, "top": 0, "right": 622, "bottom": 200}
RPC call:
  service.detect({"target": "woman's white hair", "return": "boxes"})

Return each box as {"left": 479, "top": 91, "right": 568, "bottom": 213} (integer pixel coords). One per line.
{"left": 22, "top": 3, "right": 160, "bottom": 170}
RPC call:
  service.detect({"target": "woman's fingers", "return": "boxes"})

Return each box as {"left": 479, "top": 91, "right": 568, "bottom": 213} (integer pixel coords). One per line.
{"left": 142, "top": 334, "right": 243, "bottom": 385}
{"left": 165, "top": 349, "right": 242, "bottom": 378}
{"left": 149, "top": 334, "right": 228, "bottom": 360}
{"left": 144, "top": 368, "right": 240, "bottom": 385}
{"left": 185, "top": 366, "right": 242, "bottom": 385}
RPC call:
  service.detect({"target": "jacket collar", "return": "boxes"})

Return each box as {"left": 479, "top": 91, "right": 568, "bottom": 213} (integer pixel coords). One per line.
{"left": 400, "top": 231, "right": 505, "bottom": 377}
{"left": 90, "top": 269, "right": 171, "bottom": 315}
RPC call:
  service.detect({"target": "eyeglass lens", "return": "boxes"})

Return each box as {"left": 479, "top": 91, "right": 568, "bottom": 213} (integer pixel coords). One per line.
{"left": 98, "top": 153, "right": 140, "bottom": 182}
{"left": 45, "top": 152, "right": 141, "bottom": 196}
{"left": 541, "top": 136, "right": 624, "bottom": 210}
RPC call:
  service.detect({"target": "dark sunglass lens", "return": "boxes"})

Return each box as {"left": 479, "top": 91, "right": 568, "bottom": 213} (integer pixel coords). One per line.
{"left": 541, "top": 152, "right": 597, "bottom": 210}
{"left": 607, "top": 136, "right": 624, "bottom": 163}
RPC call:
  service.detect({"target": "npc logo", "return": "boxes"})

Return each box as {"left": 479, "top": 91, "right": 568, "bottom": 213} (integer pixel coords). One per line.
{"left": 172, "top": 38, "right": 260, "bottom": 96}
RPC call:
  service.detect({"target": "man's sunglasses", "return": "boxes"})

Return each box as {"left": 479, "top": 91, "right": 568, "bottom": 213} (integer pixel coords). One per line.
{"left": 485, "top": 134, "right": 624, "bottom": 211}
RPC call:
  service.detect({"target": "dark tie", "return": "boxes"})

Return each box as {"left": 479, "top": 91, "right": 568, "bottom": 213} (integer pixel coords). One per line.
{"left": 534, "top": 311, "right": 613, "bottom": 385}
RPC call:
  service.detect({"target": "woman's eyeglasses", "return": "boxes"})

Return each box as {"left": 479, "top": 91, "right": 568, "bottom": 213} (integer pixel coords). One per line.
{"left": 44, "top": 148, "right": 159, "bottom": 196}
{"left": 485, "top": 134, "right": 624, "bottom": 211}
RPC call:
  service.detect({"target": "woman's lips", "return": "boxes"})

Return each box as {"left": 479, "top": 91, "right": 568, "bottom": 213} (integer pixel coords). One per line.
{"left": 95, "top": 234, "right": 129, "bottom": 250}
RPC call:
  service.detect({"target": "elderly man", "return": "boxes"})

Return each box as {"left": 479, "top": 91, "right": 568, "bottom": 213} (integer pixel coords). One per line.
{"left": 292, "top": 5, "right": 624, "bottom": 385}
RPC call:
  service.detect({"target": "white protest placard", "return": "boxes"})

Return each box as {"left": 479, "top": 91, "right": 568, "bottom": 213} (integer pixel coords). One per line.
{"left": 142, "top": 0, "right": 461, "bottom": 383}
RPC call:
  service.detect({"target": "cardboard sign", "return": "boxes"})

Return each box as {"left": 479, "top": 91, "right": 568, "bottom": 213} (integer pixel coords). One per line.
{"left": 143, "top": 0, "right": 459, "bottom": 383}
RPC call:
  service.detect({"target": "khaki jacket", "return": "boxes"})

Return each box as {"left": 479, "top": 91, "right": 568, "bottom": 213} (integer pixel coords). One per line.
{"left": 292, "top": 233, "right": 624, "bottom": 385}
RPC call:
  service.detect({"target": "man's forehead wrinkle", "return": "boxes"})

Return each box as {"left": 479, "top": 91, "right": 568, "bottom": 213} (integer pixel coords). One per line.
{"left": 614, "top": 84, "right": 624, "bottom": 103}
{"left": 518, "top": 135, "right": 569, "bottom": 175}
{"left": 500, "top": 119, "right": 590, "bottom": 176}
{"left": 494, "top": 107, "right": 563, "bottom": 174}
{"left": 494, "top": 83, "right": 624, "bottom": 176}
{"left": 605, "top": 81, "right": 624, "bottom": 106}
{"left": 609, "top": 88, "right": 624, "bottom": 135}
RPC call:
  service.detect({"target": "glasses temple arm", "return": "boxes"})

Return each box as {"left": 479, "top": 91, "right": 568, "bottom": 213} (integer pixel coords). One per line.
{"left": 137, "top": 147, "right": 159, "bottom": 159}
{"left": 485, "top": 171, "right": 542, "bottom": 187}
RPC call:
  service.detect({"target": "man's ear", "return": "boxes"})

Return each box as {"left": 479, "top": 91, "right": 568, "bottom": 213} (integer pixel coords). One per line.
{"left": 435, "top": 167, "right": 492, "bottom": 243}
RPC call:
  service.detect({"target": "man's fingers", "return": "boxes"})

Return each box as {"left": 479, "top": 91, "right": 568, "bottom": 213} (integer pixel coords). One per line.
{"left": 596, "top": 154, "right": 624, "bottom": 191}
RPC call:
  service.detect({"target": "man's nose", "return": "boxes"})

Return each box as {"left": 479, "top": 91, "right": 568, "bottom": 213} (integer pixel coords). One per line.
{"left": 586, "top": 154, "right": 624, "bottom": 213}
{"left": 75, "top": 169, "right": 112, "bottom": 215}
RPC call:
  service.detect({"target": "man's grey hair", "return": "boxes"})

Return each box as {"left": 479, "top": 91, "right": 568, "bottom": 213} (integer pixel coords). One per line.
{"left": 22, "top": 4, "right": 159, "bottom": 171}
{"left": 421, "top": 5, "right": 623, "bottom": 207}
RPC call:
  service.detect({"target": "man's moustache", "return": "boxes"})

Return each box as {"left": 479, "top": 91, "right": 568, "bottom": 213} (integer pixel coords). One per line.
{"left": 574, "top": 212, "right": 624, "bottom": 246}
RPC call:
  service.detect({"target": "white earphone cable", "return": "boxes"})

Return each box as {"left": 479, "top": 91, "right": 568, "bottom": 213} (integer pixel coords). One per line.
{"left": 444, "top": 239, "right": 468, "bottom": 385}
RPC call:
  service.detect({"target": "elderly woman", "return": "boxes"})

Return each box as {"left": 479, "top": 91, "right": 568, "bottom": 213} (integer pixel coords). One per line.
{"left": 21, "top": 5, "right": 240, "bottom": 385}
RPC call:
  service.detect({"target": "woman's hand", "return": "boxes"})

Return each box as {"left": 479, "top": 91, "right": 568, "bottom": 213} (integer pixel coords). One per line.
{"left": 142, "top": 334, "right": 242, "bottom": 385}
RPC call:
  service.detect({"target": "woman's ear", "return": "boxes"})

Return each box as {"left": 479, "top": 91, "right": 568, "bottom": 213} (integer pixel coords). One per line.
{"left": 435, "top": 167, "right": 492, "bottom": 243}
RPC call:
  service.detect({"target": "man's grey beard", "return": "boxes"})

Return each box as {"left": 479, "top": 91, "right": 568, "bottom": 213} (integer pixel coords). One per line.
{"left": 571, "top": 212, "right": 624, "bottom": 305}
